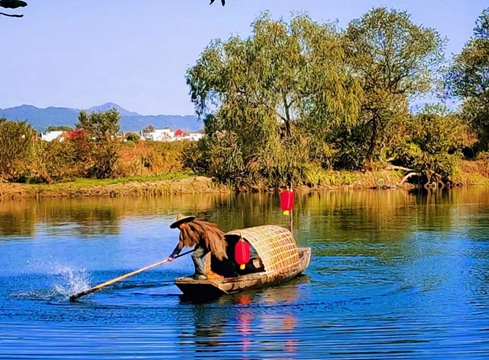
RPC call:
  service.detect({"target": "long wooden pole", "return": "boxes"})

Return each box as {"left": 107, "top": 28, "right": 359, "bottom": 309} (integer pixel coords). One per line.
{"left": 289, "top": 182, "right": 293, "bottom": 232}
{"left": 69, "top": 249, "right": 194, "bottom": 301}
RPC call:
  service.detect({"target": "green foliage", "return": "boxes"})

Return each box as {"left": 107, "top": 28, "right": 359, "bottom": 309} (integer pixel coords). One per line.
{"left": 345, "top": 7, "right": 445, "bottom": 168}
{"left": 449, "top": 7, "right": 489, "bottom": 151}
{"left": 390, "top": 107, "right": 474, "bottom": 179}
{"left": 75, "top": 109, "right": 121, "bottom": 179}
{"left": 115, "top": 140, "right": 191, "bottom": 177}
{"left": 2, "top": 7, "right": 489, "bottom": 189}
{"left": 37, "top": 139, "right": 82, "bottom": 182}
{"left": 45, "top": 125, "right": 73, "bottom": 132}
{"left": 125, "top": 132, "right": 141, "bottom": 142}
{"left": 0, "top": 118, "right": 38, "bottom": 181}
{"left": 186, "top": 12, "right": 362, "bottom": 188}
{"left": 143, "top": 124, "right": 155, "bottom": 134}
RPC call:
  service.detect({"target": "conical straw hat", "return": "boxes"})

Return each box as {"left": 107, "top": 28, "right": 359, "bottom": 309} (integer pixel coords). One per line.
{"left": 170, "top": 213, "right": 196, "bottom": 228}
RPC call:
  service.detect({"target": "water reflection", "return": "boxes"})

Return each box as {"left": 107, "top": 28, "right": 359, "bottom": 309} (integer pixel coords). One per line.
{"left": 176, "top": 276, "right": 307, "bottom": 357}
{"left": 2, "top": 188, "right": 489, "bottom": 358}
{"left": 3, "top": 187, "right": 489, "bottom": 239}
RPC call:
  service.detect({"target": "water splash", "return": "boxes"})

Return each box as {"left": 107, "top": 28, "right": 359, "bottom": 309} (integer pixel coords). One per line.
{"left": 50, "top": 264, "right": 92, "bottom": 300}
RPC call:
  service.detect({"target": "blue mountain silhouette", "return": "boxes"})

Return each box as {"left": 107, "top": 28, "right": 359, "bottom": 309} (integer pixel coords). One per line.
{"left": 0, "top": 103, "right": 202, "bottom": 132}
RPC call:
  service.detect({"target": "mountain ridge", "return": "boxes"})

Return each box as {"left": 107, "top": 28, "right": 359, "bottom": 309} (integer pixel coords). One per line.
{"left": 0, "top": 103, "right": 202, "bottom": 132}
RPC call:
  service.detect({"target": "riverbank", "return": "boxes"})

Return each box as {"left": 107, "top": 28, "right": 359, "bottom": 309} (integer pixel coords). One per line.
{"left": 0, "top": 164, "right": 488, "bottom": 199}
{"left": 0, "top": 176, "right": 231, "bottom": 199}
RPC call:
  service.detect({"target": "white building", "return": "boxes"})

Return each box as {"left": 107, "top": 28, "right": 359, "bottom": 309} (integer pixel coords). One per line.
{"left": 41, "top": 130, "right": 64, "bottom": 142}
{"left": 146, "top": 128, "right": 175, "bottom": 141}
{"left": 188, "top": 133, "right": 204, "bottom": 141}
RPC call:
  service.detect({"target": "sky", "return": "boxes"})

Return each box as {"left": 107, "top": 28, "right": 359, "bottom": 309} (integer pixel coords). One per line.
{"left": 0, "top": 0, "right": 487, "bottom": 116}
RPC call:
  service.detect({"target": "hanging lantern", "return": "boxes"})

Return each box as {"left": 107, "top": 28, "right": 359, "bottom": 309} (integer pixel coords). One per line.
{"left": 235, "top": 237, "right": 251, "bottom": 270}
{"left": 280, "top": 190, "right": 294, "bottom": 215}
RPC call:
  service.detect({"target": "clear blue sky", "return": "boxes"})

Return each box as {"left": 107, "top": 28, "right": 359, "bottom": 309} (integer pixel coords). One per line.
{"left": 0, "top": 0, "right": 486, "bottom": 115}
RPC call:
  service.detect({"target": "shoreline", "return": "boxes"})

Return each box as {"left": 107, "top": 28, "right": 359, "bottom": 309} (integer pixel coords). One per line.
{"left": 0, "top": 171, "right": 420, "bottom": 200}
{"left": 0, "top": 176, "right": 231, "bottom": 199}
{"left": 0, "top": 168, "right": 486, "bottom": 200}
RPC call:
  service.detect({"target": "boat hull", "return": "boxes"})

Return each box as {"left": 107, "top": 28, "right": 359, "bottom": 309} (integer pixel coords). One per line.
{"left": 174, "top": 247, "right": 311, "bottom": 300}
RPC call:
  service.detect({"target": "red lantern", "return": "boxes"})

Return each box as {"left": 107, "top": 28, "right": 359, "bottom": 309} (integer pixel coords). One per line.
{"left": 235, "top": 238, "right": 251, "bottom": 270}
{"left": 280, "top": 190, "right": 294, "bottom": 213}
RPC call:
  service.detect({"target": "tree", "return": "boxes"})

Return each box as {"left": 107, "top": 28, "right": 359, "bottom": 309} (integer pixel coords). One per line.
{"left": 75, "top": 109, "right": 121, "bottom": 179}
{"left": 0, "top": 117, "right": 38, "bottom": 181}
{"left": 448, "top": 8, "right": 489, "bottom": 151}
{"left": 345, "top": 7, "right": 445, "bottom": 169}
{"left": 186, "top": 13, "right": 362, "bottom": 187}
{"left": 45, "top": 125, "right": 73, "bottom": 132}
{"left": 125, "top": 132, "right": 141, "bottom": 142}
{"left": 387, "top": 105, "right": 475, "bottom": 185}
{"left": 143, "top": 124, "right": 155, "bottom": 134}
{"left": 0, "top": 0, "right": 27, "bottom": 18}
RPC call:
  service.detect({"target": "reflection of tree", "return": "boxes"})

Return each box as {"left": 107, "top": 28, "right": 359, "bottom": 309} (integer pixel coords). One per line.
{"left": 0, "top": 0, "right": 27, "bottom": 18}
{"left": 208, "top": 188, "right": 489, "bottom": 262}
{"left": 70, "top": 207, "right": 120, "bottom": 236}
{"left": 0, "top": 194, "right": 235, "bottom": 239}
{"left": 0, "top": 204, "right": 36, "bottom": 236}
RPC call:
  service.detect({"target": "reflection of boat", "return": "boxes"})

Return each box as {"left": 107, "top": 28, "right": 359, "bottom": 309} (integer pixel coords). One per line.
{"left": 174, "top": 225, "right": 311, "bottom": 300}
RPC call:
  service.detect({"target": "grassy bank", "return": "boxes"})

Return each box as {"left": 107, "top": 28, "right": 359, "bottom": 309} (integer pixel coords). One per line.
{"left": 1, "top": 163, "right": 488, "bottom": 200}
{"left": 0, "top": 173, "right": 231, "bottom": 199}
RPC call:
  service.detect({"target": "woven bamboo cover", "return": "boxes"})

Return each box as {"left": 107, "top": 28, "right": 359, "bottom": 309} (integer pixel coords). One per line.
{"left": 225, "top": 225, "right": 299, "bottom": 272}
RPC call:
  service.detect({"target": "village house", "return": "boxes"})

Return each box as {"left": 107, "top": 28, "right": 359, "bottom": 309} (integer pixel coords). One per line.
{"left": 40, "top": 127, "right": 203, "bottom": 142}
{"left": 142, "top": 127, "right": 174, "bottom": 141}
{"left": 40, "top": 130, "right": 65, "bottom": 142}
{"left": 142, "top": 127, "right": 203, "bottom": 142}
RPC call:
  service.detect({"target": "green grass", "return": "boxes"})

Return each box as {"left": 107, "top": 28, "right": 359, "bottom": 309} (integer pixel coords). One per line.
{"left": 42, "top": 172, "right": 195, "bottom": 188}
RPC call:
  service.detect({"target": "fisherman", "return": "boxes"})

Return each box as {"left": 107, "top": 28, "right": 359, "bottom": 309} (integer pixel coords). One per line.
{"left": 167, "top": 214, "right": 228, "bottom": 280}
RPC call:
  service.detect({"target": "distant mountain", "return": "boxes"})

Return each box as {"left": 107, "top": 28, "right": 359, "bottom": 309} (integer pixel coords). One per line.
{"left": 86, "top": 102, "right": 141, "bottom": 117}
{"left": 0, "top": 103, "right": 203, "bottom": 132}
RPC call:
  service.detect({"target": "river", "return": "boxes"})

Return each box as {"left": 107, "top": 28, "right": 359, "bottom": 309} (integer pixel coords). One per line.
{"left": 1, "top": 188, "right": 488, "bottom": 359}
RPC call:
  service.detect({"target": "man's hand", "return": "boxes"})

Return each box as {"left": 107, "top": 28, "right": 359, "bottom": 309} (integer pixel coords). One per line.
{"left": 167, "top": 256, "right": 173, "bottom": 262}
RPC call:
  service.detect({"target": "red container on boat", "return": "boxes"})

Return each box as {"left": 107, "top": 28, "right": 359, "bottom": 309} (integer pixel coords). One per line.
{"left": 280, "top": 190, "right": 294, "bottom": 211}
{"left": 235, "top": 238, "right": 250, "bottom": 270}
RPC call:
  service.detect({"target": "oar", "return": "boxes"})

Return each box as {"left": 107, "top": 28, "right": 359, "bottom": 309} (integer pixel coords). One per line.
{"left": 69, "top": 249, "right": 194, "bottom": 301}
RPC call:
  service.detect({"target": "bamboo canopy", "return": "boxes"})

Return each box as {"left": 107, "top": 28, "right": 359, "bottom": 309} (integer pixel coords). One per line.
{"left": 225, "top": 225, "right": 300, "bottom": 272}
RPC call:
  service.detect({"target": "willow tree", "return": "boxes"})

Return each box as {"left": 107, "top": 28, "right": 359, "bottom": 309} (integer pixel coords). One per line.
{"left": 186, "top": 13, "right": 362, "bottom": 188}
{"left": 345, "top": 7, "right": 445, "bottom": 169}
{"left": 449, "top": 8, "right": 489, "bottom": 151}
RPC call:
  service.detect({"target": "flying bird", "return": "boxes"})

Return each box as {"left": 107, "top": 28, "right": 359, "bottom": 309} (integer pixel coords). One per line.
{"left": 209, "top": 0, "right": 225, "bottom": 5}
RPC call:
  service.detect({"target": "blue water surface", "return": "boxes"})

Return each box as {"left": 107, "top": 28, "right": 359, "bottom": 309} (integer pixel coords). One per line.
{"left": 1, "top": 190, "right": 489, "bottom": 359}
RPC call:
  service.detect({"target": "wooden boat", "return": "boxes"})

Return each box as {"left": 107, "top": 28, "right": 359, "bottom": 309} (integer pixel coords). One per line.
{"left": 174, "top": 225, "right": 311, "bottom": 300}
